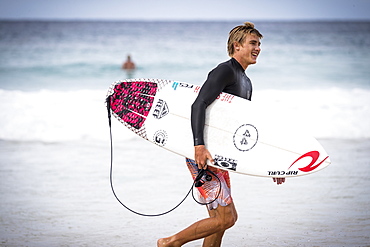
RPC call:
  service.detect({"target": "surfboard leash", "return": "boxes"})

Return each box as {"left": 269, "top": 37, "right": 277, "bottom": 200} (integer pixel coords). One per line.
{"left": 106, "top": 95, "right": 221, "bottom": 216}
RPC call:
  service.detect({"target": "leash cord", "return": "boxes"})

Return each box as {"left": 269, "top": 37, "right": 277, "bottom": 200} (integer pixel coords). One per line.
{"left": 106, "top": 96, "right": 221, "bottom": 216}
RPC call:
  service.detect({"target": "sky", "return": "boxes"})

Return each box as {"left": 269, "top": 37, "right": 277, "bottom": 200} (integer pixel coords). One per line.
{"left": 0, "top": 0, "right": 369, "bottom": 21}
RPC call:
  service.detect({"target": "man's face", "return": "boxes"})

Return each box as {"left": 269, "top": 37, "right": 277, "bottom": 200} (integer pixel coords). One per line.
{"left": 234, "top": 33, "right": 261, "bottom": 69}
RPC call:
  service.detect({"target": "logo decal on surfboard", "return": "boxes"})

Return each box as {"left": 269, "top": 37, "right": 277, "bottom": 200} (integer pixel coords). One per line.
{"left": 172, "top": 82, "right": 194, "bottom": 90}
{"left": 288, "top": 151, "right": 329, "bottom": 172}
{"left": 214, "top": 154, "right": 238, "bottom": 171}
{"left": 153, "top": 130, "right": 168, "bottom": 147}
{"left": 233, "top": 124, "right": 258, "bottom": 152}
{"left": 267, "top": 151, "right": 329, "bottom": 176}
{"left": 153, "top": 99, "right": 169, "bottom": 119}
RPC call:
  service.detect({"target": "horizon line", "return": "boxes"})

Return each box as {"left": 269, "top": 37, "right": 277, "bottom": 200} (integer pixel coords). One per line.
{"left": 1, "top": 17, "right": 370, "bottom": 22}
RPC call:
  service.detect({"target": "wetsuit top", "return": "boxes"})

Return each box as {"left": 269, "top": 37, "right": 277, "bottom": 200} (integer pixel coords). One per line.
{"left": 191, "top": 57, "right": 252, "bottom": 146}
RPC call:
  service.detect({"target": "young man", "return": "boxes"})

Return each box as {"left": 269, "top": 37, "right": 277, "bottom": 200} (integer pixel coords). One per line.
{"left": 158, "top": 22, "right": 285, "bottom": 247}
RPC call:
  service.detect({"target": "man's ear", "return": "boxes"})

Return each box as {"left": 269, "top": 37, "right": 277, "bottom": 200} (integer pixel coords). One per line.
{"left": 234, "top": 41, "right": 241, "bottom": 51}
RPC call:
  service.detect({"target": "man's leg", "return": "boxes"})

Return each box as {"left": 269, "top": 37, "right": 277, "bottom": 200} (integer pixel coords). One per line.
{"left": 157, "top": 202, "right": 237, "bottom": 247}
{"left": 202, "top": 202, "right": 238, "bottom": 247}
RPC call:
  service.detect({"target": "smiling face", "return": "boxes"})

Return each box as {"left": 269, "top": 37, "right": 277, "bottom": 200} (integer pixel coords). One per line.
{"left": 232, "top": 33, "right": 261, "bottom": 70}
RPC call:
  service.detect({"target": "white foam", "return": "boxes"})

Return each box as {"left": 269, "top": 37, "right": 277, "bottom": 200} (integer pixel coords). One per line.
{"left": 0, "top": 87, "right": 369, "bottom": 142}
{"left": 0, "top": 89, "right": 135, "bottom": 142}
{"left": 255, "top": 87, "right": 370, "bottom": 139}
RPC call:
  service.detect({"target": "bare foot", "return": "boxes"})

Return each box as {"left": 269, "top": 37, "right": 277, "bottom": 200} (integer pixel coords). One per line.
{"left": 157, "top": 238, "right": 169, "bottom": 247}
{"left": 157, "top": 237, "right": 179, "bottom": 247}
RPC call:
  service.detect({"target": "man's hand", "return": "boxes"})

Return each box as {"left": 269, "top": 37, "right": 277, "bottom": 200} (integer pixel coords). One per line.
{"left": 272, "top": 177, "right": 286, "bottom": 185}
{"left": 194, "top": 145, "right": 214, "bottom": 169}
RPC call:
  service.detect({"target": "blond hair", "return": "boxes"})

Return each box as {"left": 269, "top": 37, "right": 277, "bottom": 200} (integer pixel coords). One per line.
{"left": 227, "top": 22, "right": 263, "bottom": 56}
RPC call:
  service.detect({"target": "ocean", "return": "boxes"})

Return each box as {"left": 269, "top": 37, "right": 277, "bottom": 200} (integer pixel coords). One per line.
{"left": 0, "top": 20, "right": 369, "bottom": 246}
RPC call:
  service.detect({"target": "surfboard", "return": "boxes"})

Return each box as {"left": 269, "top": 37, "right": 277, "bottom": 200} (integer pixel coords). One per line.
{"left": 106, "top": 78, "right": 331, "bottom": 178}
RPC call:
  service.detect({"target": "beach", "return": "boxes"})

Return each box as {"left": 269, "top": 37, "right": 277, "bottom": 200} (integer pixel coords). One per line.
{"left": 1, "top": 20, "right": 370, "bottom": 246}
{"left": 1, "top": 138, "right": 369, "bottom": 246}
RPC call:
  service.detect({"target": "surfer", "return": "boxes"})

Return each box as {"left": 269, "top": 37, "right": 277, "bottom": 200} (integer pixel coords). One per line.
{"left": 157, "top": 22, "right": 285, "bottom": 247}
{"left": 122, "top": 55, "right": 136, "bottom": 70}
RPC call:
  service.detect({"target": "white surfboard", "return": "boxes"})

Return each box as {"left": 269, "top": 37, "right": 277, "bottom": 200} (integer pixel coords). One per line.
{"left": 106, "top": 78, "right": 330, "bottom": 178}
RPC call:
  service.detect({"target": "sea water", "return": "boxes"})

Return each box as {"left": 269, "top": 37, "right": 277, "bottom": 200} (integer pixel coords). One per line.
{"left": 0, "top": 21, "right": 369, "bottom": 246}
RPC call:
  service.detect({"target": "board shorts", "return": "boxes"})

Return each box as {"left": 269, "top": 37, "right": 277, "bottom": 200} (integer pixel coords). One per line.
{"left": 186, "top": 158, "right": 233, "bottom": 210}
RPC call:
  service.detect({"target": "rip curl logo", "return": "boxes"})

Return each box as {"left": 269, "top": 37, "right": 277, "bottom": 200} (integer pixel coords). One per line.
{"left": 233, "top": 124, "right": 258, "bottom": 152}
{"left": 213, "top": 154, "right": 238, "bottom": 171}
{"left": 152, "top": 99, "right": 169, "bottom": 119}
{"left": 288, "top": 151, "right": 329, "bottom": 172}
{"left": 268, "top": 170, "right": 298, "bottom": 176}
{"left": 153, "top": 130, "right": 168, "bottom": 147}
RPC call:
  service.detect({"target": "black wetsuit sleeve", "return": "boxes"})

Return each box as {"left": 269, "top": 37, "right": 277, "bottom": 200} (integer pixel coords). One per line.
{"left": 191, "top": 64, "right": 234, "bottom": 146}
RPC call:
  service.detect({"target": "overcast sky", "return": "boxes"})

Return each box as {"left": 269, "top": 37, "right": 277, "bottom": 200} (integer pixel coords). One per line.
{"left": 0, "top": 0, "right": 369, "bottom": 21}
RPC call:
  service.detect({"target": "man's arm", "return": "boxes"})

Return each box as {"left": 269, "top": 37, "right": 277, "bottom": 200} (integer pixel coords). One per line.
{"left": 191, "top": 64, "right": 234, "bottom": 168}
